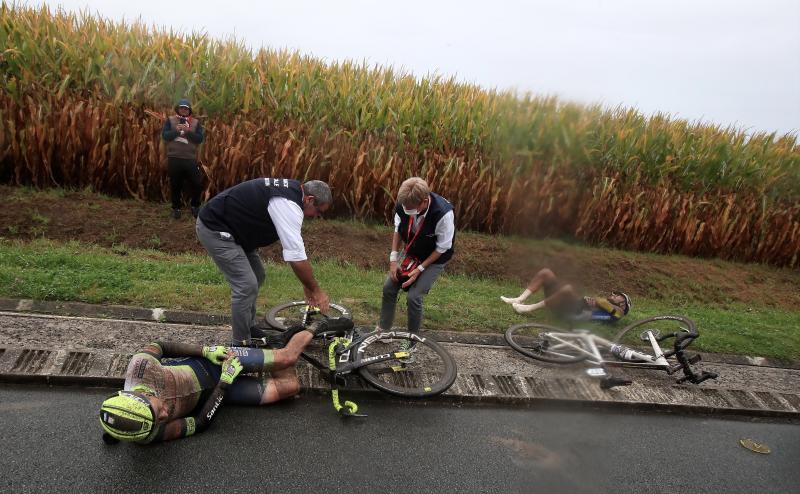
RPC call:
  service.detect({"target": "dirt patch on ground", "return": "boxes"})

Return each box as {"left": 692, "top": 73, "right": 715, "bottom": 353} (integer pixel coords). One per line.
{"left": 2, "top": 185, "right": 798, "bottom": 309}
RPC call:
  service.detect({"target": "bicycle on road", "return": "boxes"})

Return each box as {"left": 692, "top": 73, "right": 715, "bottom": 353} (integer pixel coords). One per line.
{"left": 504, "top": 315, "right": 718, "bottom": 389}
{"left": 244, "top": 301, "right": 458, "bottom": 416}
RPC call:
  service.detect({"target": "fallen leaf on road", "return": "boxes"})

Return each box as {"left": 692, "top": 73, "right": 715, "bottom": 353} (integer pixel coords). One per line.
{"left": 739, "top": 438, "right": 771, "bottom": 454}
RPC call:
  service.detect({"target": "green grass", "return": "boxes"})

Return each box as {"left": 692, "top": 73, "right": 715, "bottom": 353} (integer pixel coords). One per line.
{"left": 1, "top": 238, "right": 798, "bottom": 360}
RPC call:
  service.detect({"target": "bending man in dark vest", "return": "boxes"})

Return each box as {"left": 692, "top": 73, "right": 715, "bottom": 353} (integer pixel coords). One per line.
{"left": 377, "top": 177, "right": 456, "bottom": 362}
{"left": 197, "top": 178, "right": 332, "bottom": 344}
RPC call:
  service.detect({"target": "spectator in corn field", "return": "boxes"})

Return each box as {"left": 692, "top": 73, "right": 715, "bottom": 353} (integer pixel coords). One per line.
{"left": 501, "top": 268, "right": 632, "bottom": 322}
{"left": 196, "top": 178, "right": 332, "bottom": 345}
{"left": 376, "top": 177, "right": 455, "bottom": 362}
{"left": 162, "top": 98, "right": 204, "bottom": 219}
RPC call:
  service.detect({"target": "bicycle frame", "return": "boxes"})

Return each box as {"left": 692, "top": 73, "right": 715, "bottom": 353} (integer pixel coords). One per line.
{"left": 315, "top": 329, "right": 426, "bottom": 417}
{"left": 301, "top": 329, "right": 425, "bottom": 377}
{"left": 542, "top": 329, "right": 672, "bottom": 371}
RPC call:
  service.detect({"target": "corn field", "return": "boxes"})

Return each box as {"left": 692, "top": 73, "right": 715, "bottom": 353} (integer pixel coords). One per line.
{"left": 1, "top": 4, "right": 798, "bottom": 267}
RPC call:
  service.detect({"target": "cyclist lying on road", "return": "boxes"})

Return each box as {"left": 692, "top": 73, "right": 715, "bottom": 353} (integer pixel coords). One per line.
{"left": 99, "top": 323, "right": 328, "bottom": 444}
{"left": 500, "top": 268, "right": 631, "bottom": 322}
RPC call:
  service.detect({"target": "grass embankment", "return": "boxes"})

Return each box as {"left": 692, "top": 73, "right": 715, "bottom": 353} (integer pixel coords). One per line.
{"left": 1, "top": 238, "right": 798, "bottom": 360}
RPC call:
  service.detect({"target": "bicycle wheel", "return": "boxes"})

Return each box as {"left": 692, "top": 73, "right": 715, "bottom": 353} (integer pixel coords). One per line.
{"left": 614, "top": 315, "right": 696, "bottom": 348}
{"left": 356, "top": 332, "right": 457, "bottom": 398}
{"left": 265, "top": 301, "right": 352, "bottom": 330}
{"left": 504, "top": 323, "right": 588, "bottom": 364}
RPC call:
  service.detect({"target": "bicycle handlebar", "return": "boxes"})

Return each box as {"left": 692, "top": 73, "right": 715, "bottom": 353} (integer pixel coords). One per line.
{"left": 656, "top": 321, "right": 699, "bottom": 358}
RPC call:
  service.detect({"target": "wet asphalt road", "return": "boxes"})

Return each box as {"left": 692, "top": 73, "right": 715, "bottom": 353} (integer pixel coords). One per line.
{"left": 0, "top": 384, "right": 797, "bottom": 494}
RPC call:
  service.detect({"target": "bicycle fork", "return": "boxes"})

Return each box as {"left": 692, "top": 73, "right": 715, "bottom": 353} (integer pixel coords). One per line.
{"left": 327, "top": 337, "right": 366, "bottom": 417}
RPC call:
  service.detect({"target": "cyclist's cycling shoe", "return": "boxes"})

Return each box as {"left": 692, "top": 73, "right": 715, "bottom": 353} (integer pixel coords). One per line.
{"left": 314, "top": 317, "right": 355, "bottom": 336}
{"left": 250, "top": 325, "right": 276, "bottom": 339}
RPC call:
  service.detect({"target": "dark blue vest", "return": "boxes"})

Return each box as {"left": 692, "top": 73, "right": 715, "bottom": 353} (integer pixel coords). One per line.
{"left": 396, "top": 192, "right": 455, "bottom": 265}
{"left": 199, "top": 178, "right": 304, "bottom": 252}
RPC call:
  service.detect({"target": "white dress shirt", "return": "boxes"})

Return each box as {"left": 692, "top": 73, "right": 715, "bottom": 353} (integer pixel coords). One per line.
{"left": 267, "top": 197, "right": 307, "bottom": 262}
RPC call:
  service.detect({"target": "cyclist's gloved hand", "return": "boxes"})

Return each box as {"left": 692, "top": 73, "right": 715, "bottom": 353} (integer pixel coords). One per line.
{"left": 219, "top": 356, "right": 243, "bottom": 386}
{"left": 202, "top": 346, "right": 228, "bottom": 365}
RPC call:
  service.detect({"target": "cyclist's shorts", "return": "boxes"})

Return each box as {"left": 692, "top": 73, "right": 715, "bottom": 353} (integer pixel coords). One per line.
{"left": 225, "top": 375, "right": 272, "bottom": 405}
{"left": 543, "top": 280, "right": 585, "bottom": 317}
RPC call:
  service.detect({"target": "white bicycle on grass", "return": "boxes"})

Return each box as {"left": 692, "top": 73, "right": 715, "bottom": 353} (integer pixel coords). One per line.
{"left": 504, "top": 315, "right": 718, "bottom": 389}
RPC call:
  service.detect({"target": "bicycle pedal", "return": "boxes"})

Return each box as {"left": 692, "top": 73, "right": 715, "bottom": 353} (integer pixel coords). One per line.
{"left": 586, "top": 368, "right": 607, "bottom": 378}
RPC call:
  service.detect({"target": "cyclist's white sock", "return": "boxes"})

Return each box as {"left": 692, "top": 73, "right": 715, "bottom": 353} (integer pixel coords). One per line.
{"left": 501, "top": 289, "right": 531, "bottom": 304}
{"left": 512, "top": 301, "right": 545, "bottom": 314}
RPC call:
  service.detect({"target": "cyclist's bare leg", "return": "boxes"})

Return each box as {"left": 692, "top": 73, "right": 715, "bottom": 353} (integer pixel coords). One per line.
{"left": 260, "top": 367, "right": 301, "bottom": 404}
{"left": 513, "top": 282, "right": 576, "bottom": 314}
{"left": 502, "top": 268, "right": 557, "bottom": 304}
{"left": 271, "top": 330, "right": 314, "bottom": 370}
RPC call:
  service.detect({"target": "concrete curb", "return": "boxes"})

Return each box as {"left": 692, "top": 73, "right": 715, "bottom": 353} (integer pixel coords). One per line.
{"left": 1, "top": 297, "right": 797, "bottom": 370}
{"left": 1, "top": 345, "right": 798, "bottom": 419}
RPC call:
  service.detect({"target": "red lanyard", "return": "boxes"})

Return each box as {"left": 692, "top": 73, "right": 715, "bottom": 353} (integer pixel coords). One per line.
{"left": 404, "top": 215, "right": 426, "bottom": 255}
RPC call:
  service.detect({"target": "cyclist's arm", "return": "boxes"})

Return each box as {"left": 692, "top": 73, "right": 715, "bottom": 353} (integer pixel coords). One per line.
{"left": 147, "top": 355, "right": 248, "bottom": 443}
{"left": 593, "top": 297, "right": 624, "bottom": 320}
{"left": 146, "top": 384, "right": 229, "bottom": 443}
{"left": 138, "top": 341, "right": 204, "bottom": 359}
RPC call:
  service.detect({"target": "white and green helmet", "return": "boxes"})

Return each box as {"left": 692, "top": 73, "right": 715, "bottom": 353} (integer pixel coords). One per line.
{"left": 99, "top": 391, "right": 155, "bottom": 442}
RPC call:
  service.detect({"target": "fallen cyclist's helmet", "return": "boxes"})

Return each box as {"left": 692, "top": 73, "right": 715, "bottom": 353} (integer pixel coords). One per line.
{"left": 99, "top": 391, "right": 156, "bottom": 443}
{"left": 612, "top": 290, "right": 632, "bottom": 315}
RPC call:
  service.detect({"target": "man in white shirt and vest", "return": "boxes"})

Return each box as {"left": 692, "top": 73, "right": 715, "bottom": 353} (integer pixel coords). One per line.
{"left": 196, "top": 178, "right": 332, "bottom": 344}
{"left": 377, "top": 177, "right": 456, "bottom": 361}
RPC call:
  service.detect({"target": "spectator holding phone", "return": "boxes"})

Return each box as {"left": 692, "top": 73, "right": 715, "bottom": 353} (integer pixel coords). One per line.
{"left": 161, "top": 98, "right": 205, "bottom": 219}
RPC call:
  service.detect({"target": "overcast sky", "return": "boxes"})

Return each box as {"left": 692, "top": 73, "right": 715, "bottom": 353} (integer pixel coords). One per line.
{"left": 23, "top": 0, "right": 800, "bottom": 135}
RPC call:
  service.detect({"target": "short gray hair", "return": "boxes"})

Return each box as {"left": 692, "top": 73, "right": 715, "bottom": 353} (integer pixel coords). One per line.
{"left": 303, "top": 180, "right": 332, "bottom": 206}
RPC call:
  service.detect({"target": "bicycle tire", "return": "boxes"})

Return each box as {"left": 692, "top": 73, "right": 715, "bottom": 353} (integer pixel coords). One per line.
{"left": 613, "top": 315, "right": 696, "bottom": 346}
{"left": 356, "top": 332, "right": 457, "bottom": 398}
{"left": 504, "top": 322, "right": 588, "bottom": 364}
{"left": 265, "top": 301, "right": 352, "bottom": 331}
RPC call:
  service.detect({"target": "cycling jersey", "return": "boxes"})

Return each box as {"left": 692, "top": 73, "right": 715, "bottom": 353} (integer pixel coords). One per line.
{"left": 579, "top": 297, "right": 625, "bottom": 322}
{"left": 123, "top": 342, "right": 275, "bottom": 443}
{"left": 542, "top": 279, "right": 624, "bottom": 322}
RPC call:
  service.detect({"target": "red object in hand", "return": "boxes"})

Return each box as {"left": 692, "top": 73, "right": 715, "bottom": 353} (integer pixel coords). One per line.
{"left": 396, "top": 255, "right": 420, "bottom": 290}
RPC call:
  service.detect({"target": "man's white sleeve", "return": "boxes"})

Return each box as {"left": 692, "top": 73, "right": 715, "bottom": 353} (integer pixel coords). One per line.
{"left": 434, "top": 211, "right": 455, "bottom": 252}
{"left": 394, "top": 213, "right": 401, "bottom": 233}
{"left": 267, "top": 198, "right": 307, "bottom": 262}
